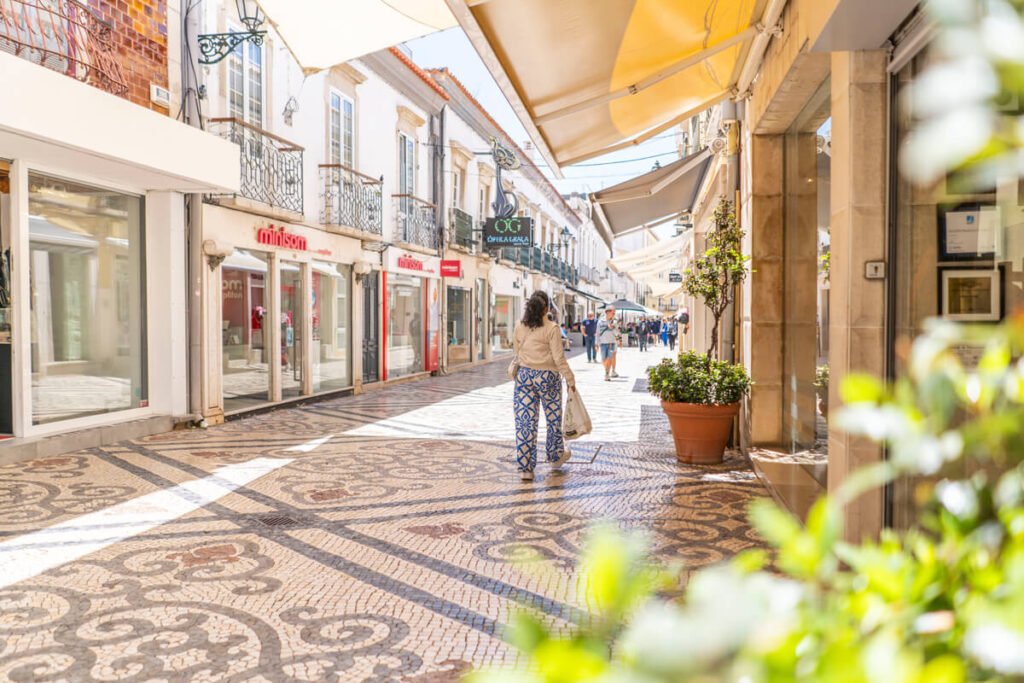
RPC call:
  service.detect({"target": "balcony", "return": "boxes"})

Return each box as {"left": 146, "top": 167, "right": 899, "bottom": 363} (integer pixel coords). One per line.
{"left": 393, "top": 194, "right": 439, "bottom": 250}
{"left": 319, "top": 164, "right": 382, "bottom": 235}
{"left": 450, "top": 207, "right": 476, "bottom": 249}
{"left": 0, "top": 0, "right": 129, "bottom": 97}
{"left": 210, "top": 118, "right": 304, "bottom": 215}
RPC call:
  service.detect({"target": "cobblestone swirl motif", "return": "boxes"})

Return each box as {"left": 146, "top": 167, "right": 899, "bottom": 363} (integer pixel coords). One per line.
{"left": 0, "top": 347, "right": 769, "bottom": 680}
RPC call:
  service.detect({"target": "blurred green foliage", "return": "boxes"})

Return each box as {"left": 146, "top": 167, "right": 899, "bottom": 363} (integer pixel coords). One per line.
{"left": 469, "top": 1, "right": 1024, "bottom": 680}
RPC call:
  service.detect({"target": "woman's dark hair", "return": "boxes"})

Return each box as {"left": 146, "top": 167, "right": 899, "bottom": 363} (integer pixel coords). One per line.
{"left": 522, "top": 291, "right": 549, "bottom": 328}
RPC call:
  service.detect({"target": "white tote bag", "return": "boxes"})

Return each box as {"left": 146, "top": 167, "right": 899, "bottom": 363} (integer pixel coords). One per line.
{"left": 563, "top": 386, "right": 592, "bottom": 440}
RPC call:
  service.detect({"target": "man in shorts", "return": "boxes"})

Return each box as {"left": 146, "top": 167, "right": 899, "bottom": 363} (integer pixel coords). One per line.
{"left": 597, "top": 306, "right": 619, "bottom": 381}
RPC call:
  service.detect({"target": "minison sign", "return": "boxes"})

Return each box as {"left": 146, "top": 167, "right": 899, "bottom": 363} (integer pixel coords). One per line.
{"left": 482, "top": 216, "right": 533, "bottom": 248}
{"left": 256, "top": 224, "right": 308, "bottom": 251}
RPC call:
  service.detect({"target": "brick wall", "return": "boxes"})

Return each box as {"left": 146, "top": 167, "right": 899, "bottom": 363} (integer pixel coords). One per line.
{"left": 88, "top": 0, "right": 170, "bottom": 113}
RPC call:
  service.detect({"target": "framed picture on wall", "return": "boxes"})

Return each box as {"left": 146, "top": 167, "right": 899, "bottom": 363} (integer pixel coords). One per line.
{"left": 937, "top": 203, "right": 999, "bottom": 261}
{"left": 939, "top": 266, "right": 1003, "bottom": 322}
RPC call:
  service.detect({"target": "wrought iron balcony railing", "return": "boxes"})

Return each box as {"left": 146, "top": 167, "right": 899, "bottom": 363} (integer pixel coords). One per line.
{"left": 319, "top": 164, "right": 382, "bottom": 235}
{"left": 393, "top": 194, "right": 439, "bottom": 250}
{"left": 210, "top": 118, "right": 304, "bottom": 214}
{"left": 450, "top": 207, "right": 475, "bottom": 249}
{"left": 0, "top": 0, "right": 129, "bottom": 96}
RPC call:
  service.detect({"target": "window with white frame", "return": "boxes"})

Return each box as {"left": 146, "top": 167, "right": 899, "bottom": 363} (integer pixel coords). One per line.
{"left": 478, "top": 184, "right": 488, "bottom": 221}
{"left": 398, "top": 133, "right": 415, "bottom": 237}
{"left": 227, "top": 32, "right": 263, "bottom": 125}
{"left": 452, "top": 168, "right": 462, "bottom": 210}
{"left": 329, "top": 92, "right": 354, "bottom": 168}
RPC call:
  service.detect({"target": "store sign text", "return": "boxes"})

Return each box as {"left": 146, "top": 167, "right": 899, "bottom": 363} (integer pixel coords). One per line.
{"left": 483, "top": 217, "right": 533, "bottom": 248}
{"left": 440, "top": 260, "right": 462, "bottom": 277}
{"left": 256, "top": 224, "right": 307, "bottom": 251}
{"left": 397, "top": 254, "right": 424, "bottom": 271}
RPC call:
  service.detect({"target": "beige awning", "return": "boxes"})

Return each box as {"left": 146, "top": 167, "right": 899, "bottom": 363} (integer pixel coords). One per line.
{"left": 608, "top": 232, "right": 687, "bottom": 269}
{"left": 592, "top": 150, "right": 712, "bottom": 238}
{"left": 648, "top": 279, "right": 683, "bottom": 298}
{"left": 446, "top": 0, "right": 785, "bottom": 175}
{"left": 256, "top": 0, "right": 455, "bottom": 74}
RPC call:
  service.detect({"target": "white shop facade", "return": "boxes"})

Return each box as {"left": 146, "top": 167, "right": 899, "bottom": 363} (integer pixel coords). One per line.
{"left": 200, "top": 203, "right": 377, "bottom": 418}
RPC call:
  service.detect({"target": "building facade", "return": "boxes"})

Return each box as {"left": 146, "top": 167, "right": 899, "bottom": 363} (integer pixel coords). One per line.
{"left": 0, "top": 0, "right": 237, "bottom": 461}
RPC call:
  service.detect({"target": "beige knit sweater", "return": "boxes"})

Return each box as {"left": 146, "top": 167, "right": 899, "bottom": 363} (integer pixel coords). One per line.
{"left": 512, "top": 319, "right": 575, "bottom": 385}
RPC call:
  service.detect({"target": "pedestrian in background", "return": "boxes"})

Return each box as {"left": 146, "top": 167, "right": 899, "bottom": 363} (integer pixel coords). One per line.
{"left": 649, "top": 316, "right": 661, "bottom": 345}
{"left": 597, "top": 306, "right": 619, "bottom": 381}
{"left": 512, "top": 291, "right": 575, "bottom": 482}
{"left": 678, "top": 307, "right": 690, "bottom": 351}
{"left": 637, "top": 316, "right": 648, "bottom": 352}
{"left": 666, "top": 318, "right": 678, "bottom": 351}
{"left": 581, "top": 311, "right": 598, "bottom": 363}
{"left": 660, "top": 317, "right": 669, "bottom": 347}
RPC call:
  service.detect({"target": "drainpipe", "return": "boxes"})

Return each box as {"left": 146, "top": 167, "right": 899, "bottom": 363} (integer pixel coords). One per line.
{"left": 433, "top": 104, "right": 448, "bottom": 374}
{"left": 182, "top": 0, "right": 205, "bottom": 426}
{"left": 720, "top": 99, "right": 742, "bottom": 364}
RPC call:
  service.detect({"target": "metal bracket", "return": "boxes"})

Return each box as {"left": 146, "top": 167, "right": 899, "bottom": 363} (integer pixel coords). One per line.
{"left": 206, "top": 253, "right": 227, "bottom": 271}
{"left": 197, "top": 30, "right": 267, "bottom": 65}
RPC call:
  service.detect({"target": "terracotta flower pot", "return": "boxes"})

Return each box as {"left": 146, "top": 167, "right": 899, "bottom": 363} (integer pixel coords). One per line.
{"left": 661, "top": 400, "right": 740, "bottom": 464}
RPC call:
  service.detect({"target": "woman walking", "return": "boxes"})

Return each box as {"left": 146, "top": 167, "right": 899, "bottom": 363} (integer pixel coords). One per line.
{"left": 512, "top": 291, "right": 575, "bottom": 481}
{"left": 660, "top": 317, "right": 669, "bottom": 347}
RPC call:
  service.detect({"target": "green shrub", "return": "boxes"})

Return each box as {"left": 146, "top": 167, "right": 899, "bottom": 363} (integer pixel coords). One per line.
{"left": 646, "top": 351, "right": 752, "bottom": 405}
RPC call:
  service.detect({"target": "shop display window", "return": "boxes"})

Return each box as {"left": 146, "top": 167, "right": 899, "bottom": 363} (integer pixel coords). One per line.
{"left": 386, "top": 274, "right": 424, "bottom": 379}
{"left": 221, "top": 249, "right": 271, "bottom": 412}
{"left": 28, "top": 173, "right": 146, "bottom": 425}
{"left": 280, "top": 261, "right": 302, "bottom": 398}
{"left": 447, "top": 287, "right": 471, "bottom": 366}
{"left": 312, "top": 261, "right": 352, "bottom": 392}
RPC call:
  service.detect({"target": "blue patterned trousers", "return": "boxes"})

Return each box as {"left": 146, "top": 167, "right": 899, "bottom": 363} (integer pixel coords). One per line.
{"left": 513, "top": 367, "right": 564, "bottom": 472}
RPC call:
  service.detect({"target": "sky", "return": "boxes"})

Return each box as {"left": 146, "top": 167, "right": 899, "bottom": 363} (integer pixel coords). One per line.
{"left": 403, "top": 28, "right": 682, "bottom": 198}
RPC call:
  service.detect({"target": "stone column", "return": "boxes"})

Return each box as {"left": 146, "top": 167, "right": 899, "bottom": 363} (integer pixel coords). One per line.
{"left": 352, "top": 270, "right": 364, "bottom": 394}
{"left": 828, "top": 50, "right": 888, "bottom": 541}
{"left": 740, "top": 133, "right": 785, "bottom": 449}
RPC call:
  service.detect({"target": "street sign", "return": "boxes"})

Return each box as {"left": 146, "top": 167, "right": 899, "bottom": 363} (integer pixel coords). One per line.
{"left": 440, "top": 259, "right": 462, "bottom": 277}
{"left": 669, "top": 272, "right": 682, "bottom": 283}
{"left": 482, "top": 216, "right": 533, "bottom": 248}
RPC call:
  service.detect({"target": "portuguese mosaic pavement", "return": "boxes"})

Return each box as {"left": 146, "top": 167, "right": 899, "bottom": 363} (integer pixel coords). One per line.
{"left": 0, "top": 345, "right": 767, "bottom": 682}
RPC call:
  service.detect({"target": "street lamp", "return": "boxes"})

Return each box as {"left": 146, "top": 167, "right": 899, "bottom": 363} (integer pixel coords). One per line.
{"left": 197, "top": 0, "right": 267, "bottom": 64}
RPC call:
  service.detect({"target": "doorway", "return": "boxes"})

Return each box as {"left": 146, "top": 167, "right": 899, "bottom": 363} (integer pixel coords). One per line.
{"left": 362, "top": 272, "right": 379, "bottom": 383}
{"left": 0, "top": 161, "right": 10, "bottom": 434}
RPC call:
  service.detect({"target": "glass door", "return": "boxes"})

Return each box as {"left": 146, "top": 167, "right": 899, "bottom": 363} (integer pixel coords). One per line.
{"left": 280, "top": 261, "right": 302, "bottom": 398}
{"left": 0, "top": 161, "right": 11, "bottom": 434}
{"left": 362, "top": 272, "right": 379, "bottom": 383}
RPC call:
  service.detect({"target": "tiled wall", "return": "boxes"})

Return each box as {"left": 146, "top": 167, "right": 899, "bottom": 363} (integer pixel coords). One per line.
{"left": 89, "top": 0, "right": 170, "bottom": 112}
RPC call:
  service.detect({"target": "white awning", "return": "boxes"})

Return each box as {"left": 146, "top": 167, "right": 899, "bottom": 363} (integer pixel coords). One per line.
{"left": 648, "top": 280, "right": 683, "bottom": 298}
{"left": 256, "top": 0, "right": 456, "bottom": 74}
{"left": 592, "top": 149, "right": 712, "bottom": 238}
{"left": 607, "top": 232, "right": 688, "bottom": 269}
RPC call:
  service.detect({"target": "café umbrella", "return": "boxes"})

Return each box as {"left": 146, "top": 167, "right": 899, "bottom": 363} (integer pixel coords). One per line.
{"left": 599, "top": 298, "right": 647, "bottom": 314}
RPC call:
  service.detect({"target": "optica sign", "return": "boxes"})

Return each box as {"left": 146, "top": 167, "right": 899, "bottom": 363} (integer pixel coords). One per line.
{"left": 482, "top": 216, "right": 533, "bottom": 248}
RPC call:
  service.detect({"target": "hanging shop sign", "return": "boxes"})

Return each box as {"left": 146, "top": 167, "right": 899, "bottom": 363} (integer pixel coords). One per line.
{"left": 482, "top": 216, "right": 533, "bottom": 248}
{"left": 386, "top": 250, "right": 441, "bottom": 278}
{"left": 440, "top": 259, "right": 462, "bottom": 277}
{"left": 668, "top": 272, "right": 682, "bottom": 283}
{"left": 256, "top": 224, "right": 308, "bottom": 251}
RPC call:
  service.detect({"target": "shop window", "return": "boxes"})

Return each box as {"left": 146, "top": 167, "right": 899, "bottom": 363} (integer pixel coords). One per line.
{"left": 0, "top": 162, "right": 11, "bottom": 433}
{"left": 28, "top": 173, "right": 146, "bottom": 424}
{"left": 447, "top": 287, "right": 471, "bottom": 366}
{"left": 782, "top": 80, "right": 831, "bottom": 454}
{"left": 312, "top": 261, "right": 351, "bottom": 392}
{"left": 386, "top": 274, "right": 423, "bottom": 379}
{"left": 280, "top": 260, "right": 302, "bottom": 398}
{"left": 221, "top": 249, "right": 270, "bottom": 412}
{"left": 491, "top": 294, "right": 516, "bottom": 354}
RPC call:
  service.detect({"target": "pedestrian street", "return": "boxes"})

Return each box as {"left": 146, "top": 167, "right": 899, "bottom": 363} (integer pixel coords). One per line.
{"left": 0, "top": 343, "right": 767, "bottom": 681}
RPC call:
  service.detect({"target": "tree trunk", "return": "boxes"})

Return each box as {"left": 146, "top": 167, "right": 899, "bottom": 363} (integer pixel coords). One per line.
{"left": 708, "top": 322, "right": 719, "bottom": 359}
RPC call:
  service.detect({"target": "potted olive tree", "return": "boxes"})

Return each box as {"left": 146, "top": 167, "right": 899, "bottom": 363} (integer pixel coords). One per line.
{"left": 647, "top": 198, "right": 751, "bottom": 463}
